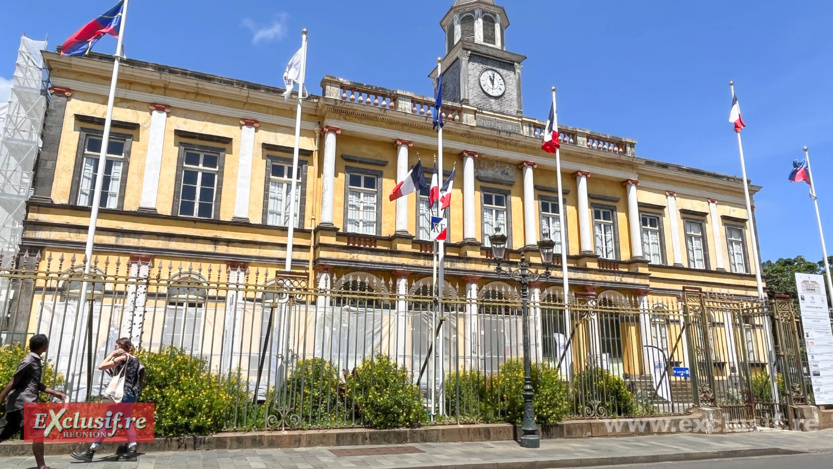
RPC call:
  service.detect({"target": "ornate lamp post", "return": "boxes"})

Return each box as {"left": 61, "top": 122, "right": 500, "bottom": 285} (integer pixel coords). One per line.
{"left": 489, "top": 228, "right": 554, "bottom": 449}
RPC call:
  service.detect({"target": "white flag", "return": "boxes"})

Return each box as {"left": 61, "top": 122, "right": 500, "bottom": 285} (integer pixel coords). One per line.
{"left": 283, "top": 47, "right": 303, "bottom": 101}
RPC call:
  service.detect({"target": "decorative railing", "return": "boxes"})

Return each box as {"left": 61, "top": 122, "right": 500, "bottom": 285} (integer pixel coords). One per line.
{"left": 346, "top": 235, "right": 377, "bottom": 248}
{"left": 321, "top": 75, "right": 636, "bottom": 156}
{"left": 599, "top": 260, "right": 621, "bottom": 271}
{"left": 0, "top": 252, "right": 800, "bottom": 431}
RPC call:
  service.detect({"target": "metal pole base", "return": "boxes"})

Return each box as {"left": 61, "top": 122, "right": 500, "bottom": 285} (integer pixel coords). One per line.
{"left": 519, "top": 434, "right": 540, "bottom": 448}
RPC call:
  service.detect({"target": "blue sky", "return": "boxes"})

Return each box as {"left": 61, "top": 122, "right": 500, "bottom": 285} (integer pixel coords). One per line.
{"left": 0, "top": 0, "right": 830, "bottom": 264}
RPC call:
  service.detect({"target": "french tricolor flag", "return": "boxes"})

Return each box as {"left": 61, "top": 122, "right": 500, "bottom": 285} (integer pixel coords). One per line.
{"left": 61, "top": 1, "right": 124, "bottom": 57}
{"left": 729, "top": 92, "right": 746, "bottom": 133}
{"left": 389, "top": 160, "right": 426, "bottom": 201}
{"left": 789, "top": 159, "right": 811, "bottom": 185}
{"left": 541, "top": 103, "right": 560, "bottom": 153}
{"left": 439, "top": 167, "right": 455, "bottom": 210}
{"left": 428, "top": 164, "right": 440, "bottom": 208}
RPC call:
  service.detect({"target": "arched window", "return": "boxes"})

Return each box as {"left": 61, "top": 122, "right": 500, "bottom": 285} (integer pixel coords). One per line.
{"left": 483, "top": 15, "right": 496, "bottom": 45}
{"left": 59, "top": 267, "right": 106, "bottom": 301}
{"left": 163, "top": 274, "right": 207, "bottom": 351}
{"left": 460, "top": 15, "right": 475, "bottom": 42}
{"left": 333, "top": 273, "right": 387, "bottom": 309}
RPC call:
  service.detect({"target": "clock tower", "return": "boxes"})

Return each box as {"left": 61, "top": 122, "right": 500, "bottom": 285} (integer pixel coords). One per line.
{"left": 432, "top": 0, "right": 526, "bottom": 118}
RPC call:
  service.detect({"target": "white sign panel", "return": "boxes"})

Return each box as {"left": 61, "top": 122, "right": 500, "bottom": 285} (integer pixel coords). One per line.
{"left": 796, "top": 273, "right": 833, "bottom": 405}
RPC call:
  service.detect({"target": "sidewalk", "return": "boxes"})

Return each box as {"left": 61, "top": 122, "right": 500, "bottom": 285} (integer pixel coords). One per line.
{"left": 1, "top": 429, "right": 831, "bottom": 469}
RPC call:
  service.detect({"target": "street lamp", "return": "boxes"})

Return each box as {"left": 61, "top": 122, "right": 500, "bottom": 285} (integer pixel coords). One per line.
{"left": 488, "top": 228, "right": 553, "bottom": 449}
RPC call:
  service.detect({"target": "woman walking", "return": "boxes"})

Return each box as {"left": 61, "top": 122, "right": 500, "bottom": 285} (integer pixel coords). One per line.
{"left": 70, "top": 338, "right": 145, "bottom": 462}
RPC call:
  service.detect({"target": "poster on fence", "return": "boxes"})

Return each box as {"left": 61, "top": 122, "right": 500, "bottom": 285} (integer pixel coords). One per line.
{"left": 795, "top": 273, "right": 833, "bottom": 405}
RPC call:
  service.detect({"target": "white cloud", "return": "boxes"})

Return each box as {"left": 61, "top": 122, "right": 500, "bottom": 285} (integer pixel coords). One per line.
{"left": 0, "top": 77, "right": 12, "bottom": 104}
{"left": 242, "top": 14, "right": 289, "bottom": 45}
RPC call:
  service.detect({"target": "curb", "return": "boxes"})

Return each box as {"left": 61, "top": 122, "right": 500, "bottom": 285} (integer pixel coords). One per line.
{"left": 413, "top": 448, "right": 805, "bottom": 469}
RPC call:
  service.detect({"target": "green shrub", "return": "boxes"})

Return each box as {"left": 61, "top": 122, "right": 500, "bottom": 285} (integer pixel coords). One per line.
{"left": 572, "top": 367, "right": 636, "bottom": 417}
{"left": 489, "top": 359, "right": 570, "bottom": 425}
{"left": 0, "top": 343, "right": 64, "bottom": 421}
{"left": 136, "top": 347, "right": 240, "bottom": 436}
{"left": 445, "top": 369, "right": 492, "bottom": 422}
{"left": 283, "top": 357, "right": 343, "bottom": 426}
{"left": 347, "top": 354, "right": 424, "bottom": 429}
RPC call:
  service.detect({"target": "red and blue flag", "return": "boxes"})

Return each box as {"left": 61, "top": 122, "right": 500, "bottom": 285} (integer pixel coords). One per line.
{"left": 789, "top": 159, "right": 811, "bottom": 185}
{"left": 61, "top": 1, "right": 124, "bottom": 57}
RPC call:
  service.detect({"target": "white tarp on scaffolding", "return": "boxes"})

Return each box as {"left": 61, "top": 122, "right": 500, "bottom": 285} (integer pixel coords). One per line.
{"left": 0, "top": 36, "right": 48, "bottom": 265}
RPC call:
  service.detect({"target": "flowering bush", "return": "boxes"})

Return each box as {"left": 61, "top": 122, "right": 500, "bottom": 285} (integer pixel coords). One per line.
{"left": 347, "top": 355, "right": 424, "bottom": 429}
{"left": 137, "top": 347, "right": 240, "bottom": 436}
{"left": 283, "top": 357, "right": 343, "bottom": 426}
{"left": 0, "top": 343, "right": 64, "bottom": 421}
{"left": 488, "top": 359, "right": 570, "bottom": 425}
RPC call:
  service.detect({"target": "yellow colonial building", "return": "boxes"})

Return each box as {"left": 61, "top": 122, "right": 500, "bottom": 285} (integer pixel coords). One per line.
{"left": 8, "top": 0, "right": 778, "bottom": 413}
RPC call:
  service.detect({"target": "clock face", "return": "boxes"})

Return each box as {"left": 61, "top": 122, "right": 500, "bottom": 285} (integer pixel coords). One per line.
{"left": 479, "top": 69, "right": 506, "bottom": 97}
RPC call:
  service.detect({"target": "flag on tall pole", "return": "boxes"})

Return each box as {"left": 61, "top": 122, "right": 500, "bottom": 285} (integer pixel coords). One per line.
{"left": 62, "top": 0, "right": 130, "bottom": 401}
{"left": 60, "top": 1, "right": 124, "bottom": 57}
{"left": 729, "top": 80, "right": 779, "bottom": 411}
{"left": 429, "top": 163, "right": 439, "bottom": 208}
{"left": 389, "top": 160, "right": 426, "bottom": 201}
{"left": 798, "top": 147, "right": 833, "bottom": 307}
{"left": 541, "top": 103, "right": 560, "bottom": 153}
{"left": 433, "top": 76, "right": 444, "bottom": 130}
{"left": 283, "top": 47, "right": 303, "bottom": 101}
{"left": 284, "top": 30, "right": 309, "bottom": 273}
{"left": 788, "top": 159, "right": 811, "bottom": 185}
{"left": 729, "top": 90, "right": 746, "bottom": 133}
{"left": 548, "top": 86, "right": 572, "bottom": 378}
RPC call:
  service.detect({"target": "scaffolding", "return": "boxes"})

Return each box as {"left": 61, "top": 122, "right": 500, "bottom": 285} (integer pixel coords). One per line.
{"left": 0, "top": 36, "right": 48, "bottom": 266}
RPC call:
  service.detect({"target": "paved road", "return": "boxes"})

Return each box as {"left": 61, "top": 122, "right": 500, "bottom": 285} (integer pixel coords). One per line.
{"left": 1, "top": 430, "right": 832, "bottom": 469}
{"left": 586, "top": 452, "right": 833, "bottom": 469}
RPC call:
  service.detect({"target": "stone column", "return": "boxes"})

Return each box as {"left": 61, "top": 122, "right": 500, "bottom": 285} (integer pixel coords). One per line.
{"left": 624, "top": 179, "right": 644, "bottom": 260}
{"left": 138, "top": 104, "right": 171, "bottom": 212}
{"left": 395, "top": 140, "right": 413, "bottom": 234}
{"left": 530, "top": 281, "right": 544, "bottom": 363}
{"left": 463, "top": 275, "right": 480, "bottom": 369}
{"left": 221, "top": 263, "right": 247, "bottom": 374}
{"left": 314, "top": 264, "right": 333, "bottom": 358}
{"left": 394, "top": 270, "right": 410, "bottom": 365}
{"left": 320, "top": 127, "right": 341, "bottom": 227}
{"left": 637, "top": 292, "right": 653, "bottom": 376}
{"left": 666, "top": 191, "right": 684, "bottom": 266}
{"left": 708, "top": 198, "right": 726, "bottom": 271}
{"left": 122, "top": 255, "right": 152, "bottom": 346}
{"left": 574, "top": 171, "right": 593, "bottom": 254}
{"left": 461, "top": 151, "right": 478, "bottom": 241}
{"left": 521, "top": 161, "right": 537, "bottom": 247}
{"left": 233, "top": 118, "right": 259, "bottom": 221}
{"left": 514, "top": 63, "right": 524, "bottom": 116}
{"left": 474, "top": 9, "right": 484, "bottom": 43}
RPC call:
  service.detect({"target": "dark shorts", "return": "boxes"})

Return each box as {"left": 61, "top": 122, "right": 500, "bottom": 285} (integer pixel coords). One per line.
{"left": 0, "top": 410, "right": 24, "bottom": 441}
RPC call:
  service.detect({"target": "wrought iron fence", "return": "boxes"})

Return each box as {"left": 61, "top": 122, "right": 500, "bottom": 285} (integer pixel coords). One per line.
{"left": 0, "top": 253, "right": 808, "bottom": 431}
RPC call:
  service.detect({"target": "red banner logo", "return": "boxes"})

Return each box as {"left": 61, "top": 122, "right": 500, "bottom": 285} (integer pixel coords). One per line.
{"left": 23, "top": 403, "right": 155, "bottom": 443}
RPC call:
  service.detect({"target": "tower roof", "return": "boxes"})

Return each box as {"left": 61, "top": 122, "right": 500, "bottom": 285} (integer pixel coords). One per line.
{"left": 453, "top": 0, "right": 495, "bottom": 5}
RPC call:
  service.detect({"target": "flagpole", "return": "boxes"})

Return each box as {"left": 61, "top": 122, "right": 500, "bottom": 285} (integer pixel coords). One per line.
{"left": 729, "top": 82, "right": 764, "bottom": 300}
{"left": 803, "top": 146, "right": 833, "bottom": 304}
{"left": 285, "top": 29, "right": 308, "bottom": 272}
{"left": 552, "top": 87, "right": 572, "bottom": 377}
{"left": 437, "top": 57, "right": 448, "bottom": 417}
{"left": 76, "top": 0, "right": 129, "bottom": 401}
{"left": 730, "top": 81, "right": 779, "bottom": 413}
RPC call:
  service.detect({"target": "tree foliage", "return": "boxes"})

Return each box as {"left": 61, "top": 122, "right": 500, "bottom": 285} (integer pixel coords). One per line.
{"left": 762, "top": 256, "right": 821, "bottom": 301}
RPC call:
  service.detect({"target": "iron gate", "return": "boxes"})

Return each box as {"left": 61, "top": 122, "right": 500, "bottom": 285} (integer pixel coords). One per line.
{"left": 683, "top": 288, "right": 806, "bottom": 430}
